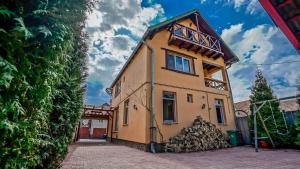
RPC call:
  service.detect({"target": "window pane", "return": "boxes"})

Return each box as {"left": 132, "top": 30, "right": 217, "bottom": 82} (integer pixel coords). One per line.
{"left": 216, "top": 106, "right": 223, "bottom": 123}
{"left": 163, "top": 92, "right": 175, "bottom": 99}
{"left": 114, "top": 110, "right": 119, "bottom": 131}
{"left": 183, "top": 59, "right": 190, "bottom": 73}
{"left": 167, "top": 54, "right": 175, "bottom": 69}
{"left": 175, "top": 56, "right": 183, "bottom": 71}
{"left": 187, "top": 94, "right": 193, "bottom": 103}
{"left": 215, "top": 100, "right": 225, "bottom": 124}
{"left": 163, "top": 99, "right": 175, "bottom": 121}
{"left": 124, "top": 101, "right": 129, "bottom": 124}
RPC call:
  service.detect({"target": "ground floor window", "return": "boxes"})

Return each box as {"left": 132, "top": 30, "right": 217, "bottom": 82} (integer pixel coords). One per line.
{"left": 114, "top": 108, "right": 119, "bottom": 131}
{"left": 215, "top": 99, "right": 225, "bottom": 124}
{"left": 187, "top": 94, "right": 193, "bottom": 103}
{"left": 123, "top": 99, "right": 129, "bottom": 125}
{"left": 163, "top": 91, "right": 176, "bottom": 123}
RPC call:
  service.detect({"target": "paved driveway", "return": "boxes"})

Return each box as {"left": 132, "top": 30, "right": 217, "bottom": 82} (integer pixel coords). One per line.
{"left": 62, "top": 144, "right": 300, "bottom": 169}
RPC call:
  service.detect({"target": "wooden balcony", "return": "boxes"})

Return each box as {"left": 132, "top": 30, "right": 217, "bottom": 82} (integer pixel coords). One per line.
{"left": 169, "top": 23, "right": 224, "bottom": 59}
{"left": 204, "top": 77, "right": 227, "bottom": 91}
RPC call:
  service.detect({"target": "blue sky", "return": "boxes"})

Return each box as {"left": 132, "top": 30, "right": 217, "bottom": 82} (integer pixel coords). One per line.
{"left": 85, "top": 0, "right": 299, "bottom": 105}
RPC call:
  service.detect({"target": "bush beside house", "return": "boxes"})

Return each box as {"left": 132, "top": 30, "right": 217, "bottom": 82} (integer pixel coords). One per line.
{"left": 0, "top": 0, "right": 93, "bottom": 168}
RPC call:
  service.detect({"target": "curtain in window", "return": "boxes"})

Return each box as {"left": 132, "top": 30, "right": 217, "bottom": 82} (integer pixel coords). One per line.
{"left": 183, "top": 59, "right": 190, "bottom": 73}
{"left": 167, "top": 54, "right": 175, "bottom": 69}
{"left": 175, "top": 56, "right": 183, "bottom": 71}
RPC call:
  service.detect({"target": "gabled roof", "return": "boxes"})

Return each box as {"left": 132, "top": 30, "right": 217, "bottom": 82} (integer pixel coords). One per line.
{"left": 109, "top": 9, "right": 239, "bottom": 88}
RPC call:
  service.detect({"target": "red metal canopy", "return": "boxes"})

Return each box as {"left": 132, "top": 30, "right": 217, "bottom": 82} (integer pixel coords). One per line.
{"left": 259, "top": 0, "right": 300, "bottom": 53}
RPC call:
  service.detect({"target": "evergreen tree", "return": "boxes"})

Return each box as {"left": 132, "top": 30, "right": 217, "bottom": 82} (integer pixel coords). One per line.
{"left": 249, "top": 68, "right": 292, "bottom": 147}
{"left": 0, "top": 0, "right": 93, "bottom": 168}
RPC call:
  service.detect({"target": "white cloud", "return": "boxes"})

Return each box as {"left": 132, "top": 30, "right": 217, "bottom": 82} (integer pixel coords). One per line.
{"left": 209, "top": 0, "right": 262, "bottom": 15}
{"left": 84, "top": 0, "right": 164, "bottom": 104}
{"left": 231, "top": 0, "right": 261, "bottom": 14}
{"left": 222, "top": 24, "right": 278, "bottom": 64}
{"left": 221, "top": 23, "right": 243, "bottom": 45}
{"left": 222, "top": 24, "right": 300, "bottom": 102}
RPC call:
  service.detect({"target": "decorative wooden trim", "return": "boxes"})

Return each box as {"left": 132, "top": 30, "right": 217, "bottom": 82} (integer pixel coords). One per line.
{"left": 154, "top": 82, "right": 230, "bottom": 97}
{"left": 161, "top": 67, "right": 199, "bottom": 77}
{"left": 202, "top": 60, "right": 222, "bottom": 68}
{"left": 161, "top": 47, "right": 197, "bottom": 60}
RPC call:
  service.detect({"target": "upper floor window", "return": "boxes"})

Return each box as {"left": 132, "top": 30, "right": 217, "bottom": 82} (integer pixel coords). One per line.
{"left": 166, "top": 53, "right": 193, "bottom": 74}
{"left": 215, "top": 99, "right": 225, "bottom": 124}
{"left": 114, "top": 81, "right": 121, "bottom": 97}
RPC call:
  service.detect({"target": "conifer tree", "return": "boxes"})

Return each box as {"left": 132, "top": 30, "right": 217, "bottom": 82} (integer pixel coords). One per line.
{"left": 249, "top": 68, "right": 291, "bottom": 146}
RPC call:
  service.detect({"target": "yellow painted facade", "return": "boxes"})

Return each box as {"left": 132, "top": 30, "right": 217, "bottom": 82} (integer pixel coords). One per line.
{"left": 109, "top": 18, "right": 236, "bottom": 145}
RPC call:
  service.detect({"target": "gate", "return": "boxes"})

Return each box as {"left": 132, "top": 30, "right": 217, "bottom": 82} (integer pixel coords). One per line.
{"left": 235, "top": 110, "right": 251, "bottom": 145}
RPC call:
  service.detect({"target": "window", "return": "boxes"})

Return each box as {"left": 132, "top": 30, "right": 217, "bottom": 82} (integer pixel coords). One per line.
{"left": 187, "top": 94, "right": 193, "bottom": 103}
{"left": 163, "top": 91, "right": 176, "bottom": 123}
{"left": 114, "top": 109, "right": 119, "bottom": 131}
{"left": 166, "top": 53, "right": 193, "bottom": 73}
{"left": 123, "top": 100, "right": 129, "bottom": 125}
{"left": 215, "top": 99, "right": 225, "bottom": 124}
{"left": 114, "top": 81, "right": 121, "bottom": 97}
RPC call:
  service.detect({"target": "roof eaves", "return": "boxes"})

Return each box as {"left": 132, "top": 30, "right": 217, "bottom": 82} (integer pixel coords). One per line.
{"left": 109, "top": 30, "right": 149, "bottom": 88}
{"left": 109, "top": 9, "right": 199, "bottom": 89}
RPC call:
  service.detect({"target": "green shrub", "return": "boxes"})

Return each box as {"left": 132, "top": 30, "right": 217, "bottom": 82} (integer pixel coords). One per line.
{"left": 0, "top": 0, "right": 93, "bottom": 168}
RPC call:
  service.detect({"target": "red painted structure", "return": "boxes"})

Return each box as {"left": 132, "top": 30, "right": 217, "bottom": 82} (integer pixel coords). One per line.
{"left": 259, "top": 0, "right": 300, "bottom": 53}
{"left": 74, "top": 105, "right": 113, "bottom": 141}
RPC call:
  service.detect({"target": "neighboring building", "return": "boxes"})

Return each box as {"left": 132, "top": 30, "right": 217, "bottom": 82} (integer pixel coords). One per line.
{"left": 234, "top": 99, "right": 299, "bottom": 125}
{"left": 78, "top": 103, "right": 111, "bottom": 139}
{"left": 107, "top": 10, "right": 239, "bottom": 151}
{"left": 259, "top": 0, "right": 300, "bottom": 53}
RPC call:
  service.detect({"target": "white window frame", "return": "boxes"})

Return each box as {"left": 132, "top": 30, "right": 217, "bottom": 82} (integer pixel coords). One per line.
{"left": 167, "top": 54, "right": 192, "bottom": 73}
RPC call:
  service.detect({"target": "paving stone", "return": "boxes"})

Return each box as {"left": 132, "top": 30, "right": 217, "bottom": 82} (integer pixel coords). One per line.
{"left": 62, "top": 144, "right": 300, "bottom": 169}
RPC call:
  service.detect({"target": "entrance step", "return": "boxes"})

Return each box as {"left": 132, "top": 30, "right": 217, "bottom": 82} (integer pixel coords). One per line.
{"left": 76, "top": 139, "right": 110, "bottom": 146}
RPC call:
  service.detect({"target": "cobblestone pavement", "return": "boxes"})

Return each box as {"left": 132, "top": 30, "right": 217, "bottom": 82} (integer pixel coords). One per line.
{"left": 62, "top": 144, "right": 300, "bottom": 169}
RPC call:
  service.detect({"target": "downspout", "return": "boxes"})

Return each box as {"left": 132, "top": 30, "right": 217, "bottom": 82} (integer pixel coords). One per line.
{"left": 225, "top": 63, "right": 238, "bottom": 129}
{"left": 142, "top": 40, "right": 156, "bottom": 153}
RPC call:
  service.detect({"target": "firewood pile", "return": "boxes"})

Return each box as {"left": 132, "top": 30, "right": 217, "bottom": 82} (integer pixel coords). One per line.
{"left": 164, "top": 116, "right": 230, "bottom": 152}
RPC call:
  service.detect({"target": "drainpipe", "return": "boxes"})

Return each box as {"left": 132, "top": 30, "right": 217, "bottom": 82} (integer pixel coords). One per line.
{"left": 142, "top": 40, "right": 156, "bottom": 153}
{"left": 225, "top": 63, "right": 238, "bottom": 129}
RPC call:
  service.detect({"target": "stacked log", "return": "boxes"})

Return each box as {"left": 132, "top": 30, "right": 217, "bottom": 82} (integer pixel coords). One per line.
{"left": 165, "top": 116, "right": 230, "bottom": 152}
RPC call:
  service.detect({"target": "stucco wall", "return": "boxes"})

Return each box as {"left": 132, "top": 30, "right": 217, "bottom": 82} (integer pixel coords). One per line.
{"left": 109, "top": 18, "right": 236, "bottom": 144}
{"left": 109, "top": 45, "right": 149, "bottom": 144}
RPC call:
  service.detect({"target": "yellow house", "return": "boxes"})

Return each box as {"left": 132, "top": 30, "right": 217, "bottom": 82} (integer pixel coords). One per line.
{"left": 107, "top": 9, "right": 239, "bottom": 151}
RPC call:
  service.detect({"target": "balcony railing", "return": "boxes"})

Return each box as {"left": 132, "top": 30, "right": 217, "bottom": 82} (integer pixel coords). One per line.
{"left": 169, "top": 23, "right": 223, "bottom": 57}
{"left": 204, "top": 77, "right": 226, "bottom": 90}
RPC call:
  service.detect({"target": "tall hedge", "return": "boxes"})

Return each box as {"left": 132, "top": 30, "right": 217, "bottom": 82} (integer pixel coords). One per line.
{"left": 0, "top": 0, "right": 93, "bottom": 168}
